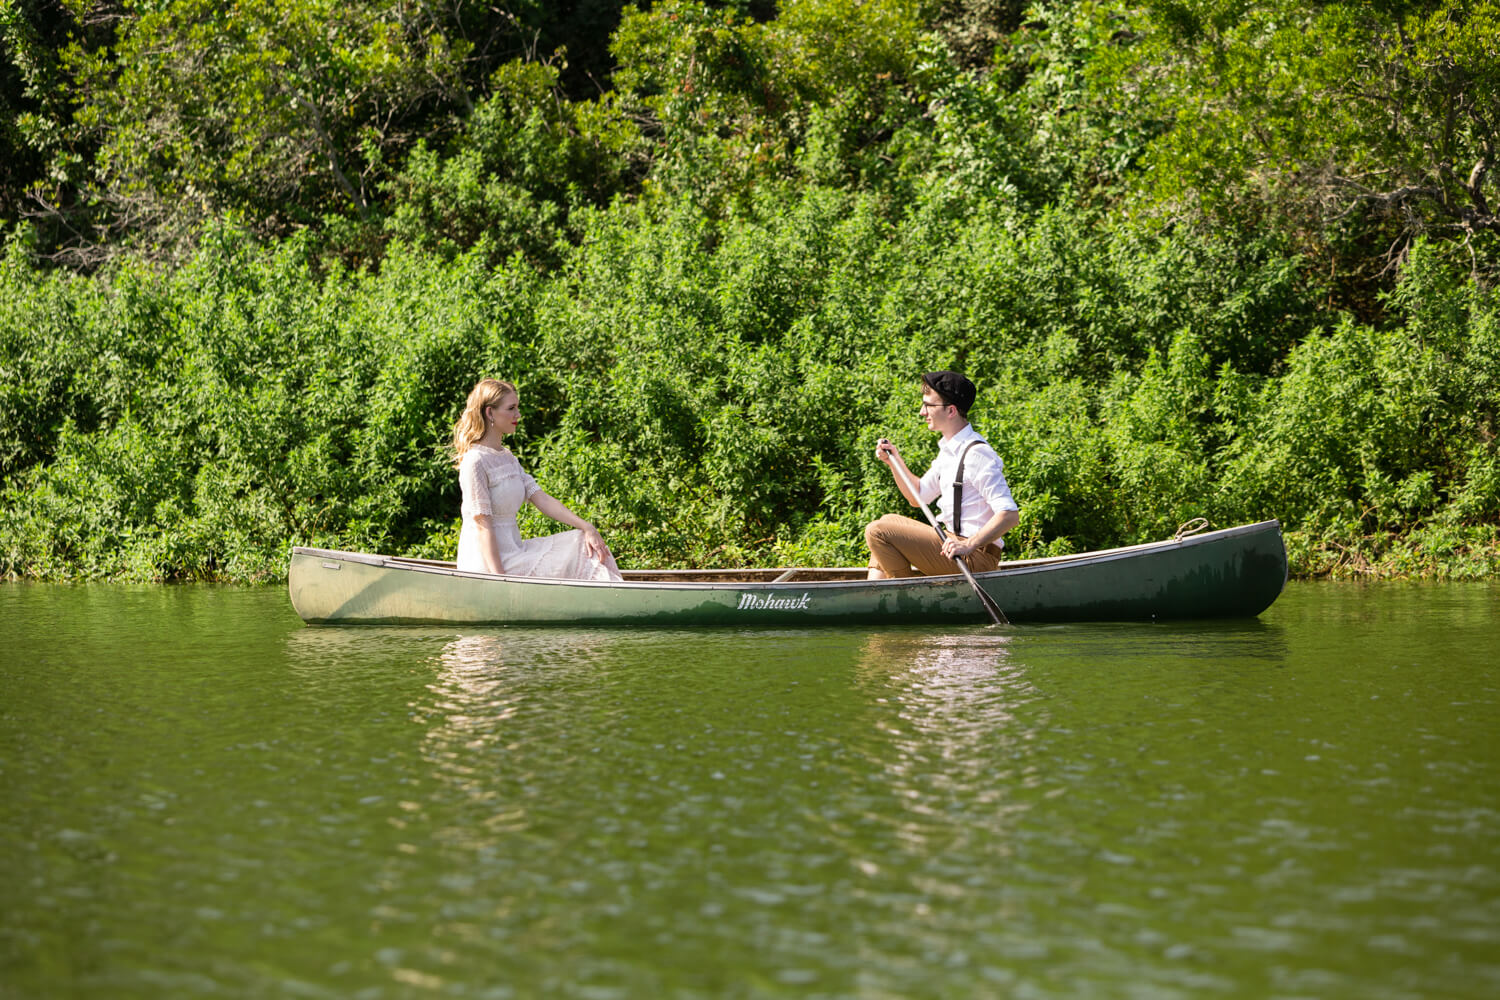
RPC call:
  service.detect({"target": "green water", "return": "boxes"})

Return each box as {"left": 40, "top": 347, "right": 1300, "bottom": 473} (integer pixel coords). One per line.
{"left": 2, "top": 582, "right": 1498, "bottom": 999}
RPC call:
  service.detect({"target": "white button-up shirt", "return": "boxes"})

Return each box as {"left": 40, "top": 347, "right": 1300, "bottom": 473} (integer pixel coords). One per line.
{"left": 917, "top": 424, "right": 1019, "bottom": 538}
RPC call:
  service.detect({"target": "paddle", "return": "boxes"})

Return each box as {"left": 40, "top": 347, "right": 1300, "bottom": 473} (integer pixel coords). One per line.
{"left": 880, "top": 439, "right": 1009, "bottom": 626}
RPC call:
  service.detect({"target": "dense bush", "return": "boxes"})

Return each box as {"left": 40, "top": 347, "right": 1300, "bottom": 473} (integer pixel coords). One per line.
{"left": 2, "top": 0, "right": 1496, "bottom": 582}
{"left": 4, "top": 199, "right": 1496, "bottom": 581}
{"left": 0, "top": 228, "right": 549, "bottom": 579}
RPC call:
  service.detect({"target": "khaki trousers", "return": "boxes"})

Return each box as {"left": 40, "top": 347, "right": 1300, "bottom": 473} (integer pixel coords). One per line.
{"left": 864, "top": 513, "right": 1003, "bottom": 578}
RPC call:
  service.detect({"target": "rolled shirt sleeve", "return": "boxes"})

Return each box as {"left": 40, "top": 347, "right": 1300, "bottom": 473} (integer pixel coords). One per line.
{"left": 971, "top": 450, "right": 1020, "bottom": 513}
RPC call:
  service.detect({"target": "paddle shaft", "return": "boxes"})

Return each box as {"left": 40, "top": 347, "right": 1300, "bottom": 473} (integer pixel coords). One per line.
{"left": 881, "top": 441, "right": 1009, "bottom": 626}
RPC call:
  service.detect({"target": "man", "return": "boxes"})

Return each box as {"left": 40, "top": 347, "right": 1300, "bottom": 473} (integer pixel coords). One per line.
{"left": 865, "top": 371, "right": 1021, "bottom": 580}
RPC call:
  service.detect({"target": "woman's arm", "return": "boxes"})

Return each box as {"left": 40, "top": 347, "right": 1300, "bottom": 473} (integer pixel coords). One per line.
{"left": 471, "top": 514, "right": 506, "bottom": 574}
{"left": 530, "top": 491, "right": 611, "bottom": 561}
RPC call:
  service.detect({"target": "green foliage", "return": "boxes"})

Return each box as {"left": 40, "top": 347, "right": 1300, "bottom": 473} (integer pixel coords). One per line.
{"left": 608, "top": 0, "right": 932, "bottom": 209}
{"left": 2, "top": 0, "right": 1497, "bottom": 582}
{"left": 934, "top": 0, "right": 1028, "bottom": 70}
{"left": 382, "top": 58, "right": 641, "bottom": 267}
{"left": 1, "top": 225, "right": 547, "bottom": 579}
{"left": 0, "top": 0, "right": 111, "bottom": 253}
{"left": 1113, "top": 0, "right": 1500, "bottom": 290}
{"left": 8, "top": 187, "right": 1497, "bottom": 581}
{"left": 1211, "top": 242, "right": 1500, "bottom": 573}
{"left": 51, "top": 0, "right": 472, "bottom": 259}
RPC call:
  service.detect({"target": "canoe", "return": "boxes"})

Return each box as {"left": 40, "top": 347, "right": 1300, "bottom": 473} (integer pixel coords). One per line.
{"left": 288, "top": 519, "right": 1287, "bottom": 626}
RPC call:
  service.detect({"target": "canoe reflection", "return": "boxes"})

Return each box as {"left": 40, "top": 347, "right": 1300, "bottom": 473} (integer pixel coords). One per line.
{"left": 425, "top": 629, "right": 621, "bottom": 736}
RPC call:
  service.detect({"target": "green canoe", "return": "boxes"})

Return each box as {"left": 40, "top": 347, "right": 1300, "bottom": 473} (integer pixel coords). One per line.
{"left": 288, "top": 519, "right": 1287, "bottom": 626}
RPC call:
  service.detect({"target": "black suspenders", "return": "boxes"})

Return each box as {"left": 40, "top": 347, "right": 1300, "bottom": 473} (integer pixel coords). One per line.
{"left": 951, "top": 440, "right": 982, "bottom": 536}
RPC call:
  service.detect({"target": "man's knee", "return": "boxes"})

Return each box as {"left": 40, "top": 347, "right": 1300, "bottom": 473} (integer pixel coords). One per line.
{"left": 864, "top": 513, "right": 904, "bottom": 547}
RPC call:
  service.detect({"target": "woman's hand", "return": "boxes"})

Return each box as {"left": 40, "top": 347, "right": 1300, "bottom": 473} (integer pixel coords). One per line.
{"left": 580, "top": 523, "right": 611, "bottom": 562}
{"left": 531, "top": 492, "right": 614, "bottom": 565}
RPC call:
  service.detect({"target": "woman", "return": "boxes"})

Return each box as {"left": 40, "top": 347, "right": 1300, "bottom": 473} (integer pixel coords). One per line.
{"left": 452, "top": 378, "right": 622, "bottom": 581}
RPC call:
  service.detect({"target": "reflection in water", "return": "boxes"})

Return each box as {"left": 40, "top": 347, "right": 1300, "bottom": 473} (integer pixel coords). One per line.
{"left": 9, "top": 581, "right": 1500, "bottom": 1000}
{"left": 432, "top": 633, "right": 514, "bottom": 729}
{"left": 828, "top": 630, "right": 1052, "bottom": 896}
{"left": 855, "top": 628, "right": 1045, "bottom": 763}
{"left": 421, "top": 630, "right": 626, "bottom": 848}
{"left": 421, "top": 633, "right": 528, "bottom": 859}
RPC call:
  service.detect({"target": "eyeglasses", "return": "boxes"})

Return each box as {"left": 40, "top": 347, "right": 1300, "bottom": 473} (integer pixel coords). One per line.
{"left": 919, "top": 400, "right": 949, "bottom": 412}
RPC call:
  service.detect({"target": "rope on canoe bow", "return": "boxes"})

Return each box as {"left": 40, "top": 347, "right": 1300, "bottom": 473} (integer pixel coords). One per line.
{"left": 1174, "top": 517, "right": 1210, "bottom": 540}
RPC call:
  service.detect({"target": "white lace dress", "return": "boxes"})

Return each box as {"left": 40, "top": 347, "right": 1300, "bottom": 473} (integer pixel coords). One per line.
{"left": 456, "top": 444, "right": 622, "bottom": 581}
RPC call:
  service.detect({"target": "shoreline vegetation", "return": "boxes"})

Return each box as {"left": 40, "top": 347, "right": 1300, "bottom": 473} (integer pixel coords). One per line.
{"left": 2, "top": 1, "right": 1497, "bottom": 584}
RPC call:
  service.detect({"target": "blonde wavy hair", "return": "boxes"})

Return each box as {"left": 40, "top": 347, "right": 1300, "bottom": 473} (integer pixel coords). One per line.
{"left": 451, "top": 378, "right": 517, "bottom": 467}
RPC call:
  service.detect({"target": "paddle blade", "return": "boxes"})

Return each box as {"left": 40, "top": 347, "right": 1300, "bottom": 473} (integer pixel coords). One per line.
{"left": 975, "top": 584, "right": 1009, "bottom": 625}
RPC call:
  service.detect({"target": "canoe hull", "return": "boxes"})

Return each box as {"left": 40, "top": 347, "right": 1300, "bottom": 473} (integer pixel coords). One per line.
{"left": 288, "top": 520, "right": 1287, "bottom": 626}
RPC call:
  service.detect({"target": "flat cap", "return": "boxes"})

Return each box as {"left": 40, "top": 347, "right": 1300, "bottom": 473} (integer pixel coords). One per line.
{"left": 922, "top": 370, "right": 976, "bottom": 414}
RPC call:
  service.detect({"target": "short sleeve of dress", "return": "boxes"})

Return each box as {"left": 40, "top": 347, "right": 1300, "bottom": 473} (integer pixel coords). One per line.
{"left": 459, "top": 452, "right": 493, "bottom": 517}
{"left": 522, "top": 471, "right": 541, "bottom": 501}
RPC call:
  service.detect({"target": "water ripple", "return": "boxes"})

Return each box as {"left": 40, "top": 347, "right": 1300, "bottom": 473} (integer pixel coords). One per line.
{"left": 3, "top": 583, "right": 1499, "bottom": 998}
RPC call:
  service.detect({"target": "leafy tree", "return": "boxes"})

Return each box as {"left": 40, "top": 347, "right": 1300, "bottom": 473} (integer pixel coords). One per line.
{"left": 58, "top": 0, "right": 472, "bottom": 260}
{"left": 608, "top": 0, "right": 930, "bottom": 210}
{"left": 0, "top": 0, "right": 113, "bottom": 257}
{"left": 934, "top": 0, "right": 1028, "bottom": 70}
{"left": 767, "top": 0, "right": 929, "bottom": 192}
{"left": 608, "top": 0, "right": 782, "bottom": 210}
{"left": 1114, "top": 0, "right": 1500, "bottom": 298}
{"left": 4, "top": 0, "right": 1499, "bottom": 584}
{"left": 912, "top": 1, "right": 1170, "bottom": 212}
{"left": 383, "top": 57, "right": 642, "bottom": 267}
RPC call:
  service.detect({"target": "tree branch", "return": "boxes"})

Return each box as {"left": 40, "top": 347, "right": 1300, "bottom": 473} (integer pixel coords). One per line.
{"left": 1327, "top": 176, "right": 1443, "bottom": 206}
{"left": 1468, "top": 154, "right": 1492, "bottom": 220}
{"left": 291, "top": 95, "right": 369, "bottom": 220}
